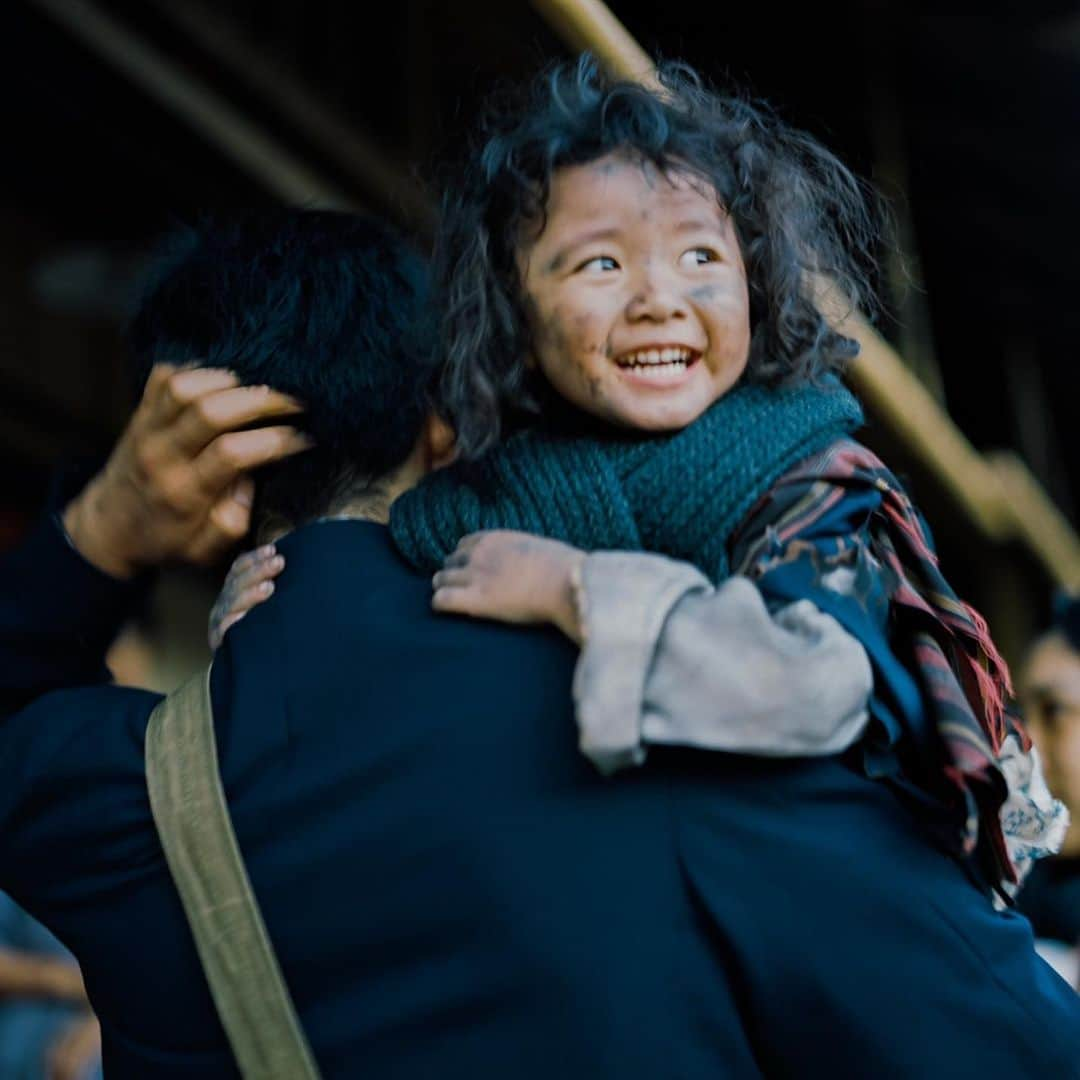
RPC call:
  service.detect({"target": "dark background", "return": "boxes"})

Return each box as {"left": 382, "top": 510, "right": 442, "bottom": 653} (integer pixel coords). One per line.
{"left": 1, "top": 2, "right": 1076, "bottom": 657}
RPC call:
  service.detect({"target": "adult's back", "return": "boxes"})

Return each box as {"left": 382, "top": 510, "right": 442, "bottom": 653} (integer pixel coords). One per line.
{"left": 1, "top": 518, "right": 760, "bottom": 1077}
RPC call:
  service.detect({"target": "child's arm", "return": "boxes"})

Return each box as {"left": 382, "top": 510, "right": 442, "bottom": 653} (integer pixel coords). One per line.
{"left": 208, "top": 545, "right": 284, "bottom": 649}
{"left": 572, "top": 550, "right": 871, "bottom": 773}
{"left": 431, "top": 530, "right": 871, "bottom": 774}
{"left": 212, "top": 532, "right": 872, "bottom": 775}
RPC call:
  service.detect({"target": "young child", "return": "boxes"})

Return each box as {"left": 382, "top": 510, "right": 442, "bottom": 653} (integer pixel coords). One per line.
{"left": 217, "top": 57, "right": 1064, "bottom": 896}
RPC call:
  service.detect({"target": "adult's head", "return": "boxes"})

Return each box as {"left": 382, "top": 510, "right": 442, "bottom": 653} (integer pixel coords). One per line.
{"left": 128, "top": 209, "right": 439, "bottom": 538}
{"left": 435, "top": 55, "right": 883, "bottom": 455}
{"left": 1019, "top": 597, "right": 1080, "bottom": 857}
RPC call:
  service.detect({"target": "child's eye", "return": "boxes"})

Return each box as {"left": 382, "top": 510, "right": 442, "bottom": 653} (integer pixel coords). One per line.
{"left": 679, "top": 247, "right": 720, "bottom": 267}
{"left": 576, "top": 255, "right": 620, "bottom": 273}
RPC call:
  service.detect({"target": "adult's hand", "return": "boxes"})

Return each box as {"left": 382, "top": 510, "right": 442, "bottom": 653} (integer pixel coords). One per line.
{"left": 62, "top": 364, "right": 310, "bottom": 579}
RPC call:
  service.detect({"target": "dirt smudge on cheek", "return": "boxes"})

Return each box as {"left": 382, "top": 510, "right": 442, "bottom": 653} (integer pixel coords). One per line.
{"left": 531, "top": 299, "right": 611, "bottom": 409}
{"left": 690, "top": 285, "right": 751, "bottom": 329}
{"left": 527, "top": 297, "right": 570, "bottom": 356}
{"left": 570, "top": 311, "right": 592, "bottom": 337}
{"left": 560, "top": 310, "right": 605, "bottom": 368}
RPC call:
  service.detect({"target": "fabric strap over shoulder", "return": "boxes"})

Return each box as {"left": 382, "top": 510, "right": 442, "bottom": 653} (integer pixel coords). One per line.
{"left": 145, "top": 669, "right": 322, "bottom": 1080}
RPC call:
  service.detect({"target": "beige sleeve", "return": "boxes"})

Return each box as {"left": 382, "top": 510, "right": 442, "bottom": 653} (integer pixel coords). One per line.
{"left": 573, "top": 552, "right": 872, "bottom": 774}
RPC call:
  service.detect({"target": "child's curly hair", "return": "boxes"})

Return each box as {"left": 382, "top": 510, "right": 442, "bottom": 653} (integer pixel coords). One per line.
{"left": 435, "top": 55, "right": 886, "bottom": 457}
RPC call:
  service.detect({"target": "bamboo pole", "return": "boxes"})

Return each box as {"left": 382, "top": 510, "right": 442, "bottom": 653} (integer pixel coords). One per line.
{"left": 836, "top": 312, "right": 1011, "bottom": 539}
{"left": 530, "top": 0, "right": 661, "bottom": 90}
{"left": 987, "top": 452, "right": 1080, "bottom": 591}
{"left": 530, "top": 0, "right": 1080, "bottom": 591}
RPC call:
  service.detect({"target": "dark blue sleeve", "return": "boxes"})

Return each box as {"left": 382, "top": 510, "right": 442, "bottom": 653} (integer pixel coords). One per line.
{"left": 0, "top": 681, "right": 163, "bottom": 917}
{"left": 0, "top": 513, "right": 163, "bottom": 915}
{"left": 0, "top": 514, "right": 145, "bottom": 717}
{"left": 739, "top": 482, "right": 932, "bottom": 774}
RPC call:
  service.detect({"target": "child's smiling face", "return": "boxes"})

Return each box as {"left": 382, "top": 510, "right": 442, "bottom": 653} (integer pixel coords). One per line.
{"left": 518, "top": 152, "right": 751, "bottom": 431}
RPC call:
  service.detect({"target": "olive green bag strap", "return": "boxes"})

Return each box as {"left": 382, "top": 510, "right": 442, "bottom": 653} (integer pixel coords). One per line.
{"left": 145, "top": 669, "right": 323, "bottom": 1080}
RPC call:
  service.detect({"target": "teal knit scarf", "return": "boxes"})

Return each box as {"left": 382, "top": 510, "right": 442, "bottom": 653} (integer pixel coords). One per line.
{"left": 390, "top": 380, "right": 864, "bottom": 581}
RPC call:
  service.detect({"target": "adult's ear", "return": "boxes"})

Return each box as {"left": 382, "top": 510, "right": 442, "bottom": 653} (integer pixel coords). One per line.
{"left": 421, "top": 412, "right": 458, "bottom": 471}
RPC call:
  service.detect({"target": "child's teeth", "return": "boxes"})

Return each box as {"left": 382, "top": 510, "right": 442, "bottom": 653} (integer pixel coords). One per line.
{"left": 633, "top": 361, "right": 687, "bottom": 379}
{"left": 620, "top": 347, "right": 692, "bottom": 367}
{"left": 617, "top": 347, "right": 692, "bottom": 374}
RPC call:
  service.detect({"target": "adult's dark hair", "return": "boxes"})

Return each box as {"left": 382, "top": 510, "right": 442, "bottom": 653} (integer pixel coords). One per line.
{"left": 436, "top": 55, "right": 885, "bottom": 457}
{"left": 128, "top": 209, "right": 435, "bottom": 535}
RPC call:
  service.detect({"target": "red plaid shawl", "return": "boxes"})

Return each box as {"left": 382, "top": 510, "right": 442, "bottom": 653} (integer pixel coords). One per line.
{"left": 734, "top": 438, "right": 1025, "bottom": 888}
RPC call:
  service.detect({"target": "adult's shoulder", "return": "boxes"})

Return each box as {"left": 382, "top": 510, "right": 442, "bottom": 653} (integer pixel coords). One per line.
{"left": 230, "top": 518, "right": 580, "bottom": 726}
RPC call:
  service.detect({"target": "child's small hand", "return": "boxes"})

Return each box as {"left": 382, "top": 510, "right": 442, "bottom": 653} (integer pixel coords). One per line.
{"left": 208, "top": 544, "right": 285, "bottom": 650}
{"left": 432, "top": 531, "right": 586, "bottom": 644}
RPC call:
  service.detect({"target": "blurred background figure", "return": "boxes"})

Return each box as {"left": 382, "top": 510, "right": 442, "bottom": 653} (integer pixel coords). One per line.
{"left": 0, "top": 893, "right": 102, "bottom": 1080}
{"left": 1016, "top": 594, "right": 1080, "bottom": 987}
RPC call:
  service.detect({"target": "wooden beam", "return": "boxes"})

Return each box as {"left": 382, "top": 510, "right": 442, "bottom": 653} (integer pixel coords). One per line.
{"left": 529, "top": 0, "right": 661, "bottom": 90}
{"left": 837, "top": 311, "right": 1011, "bottom": 540}
{"left": 986, "top": 451, "right": 1080, "bottom": 591}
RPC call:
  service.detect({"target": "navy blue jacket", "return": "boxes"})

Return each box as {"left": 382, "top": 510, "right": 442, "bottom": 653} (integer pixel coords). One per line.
{"left": 0, "top": 517, "right": 761, "bottom": 1078}
{"left": 2, "top": 516, "right": 1079, "bottom": 1078}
